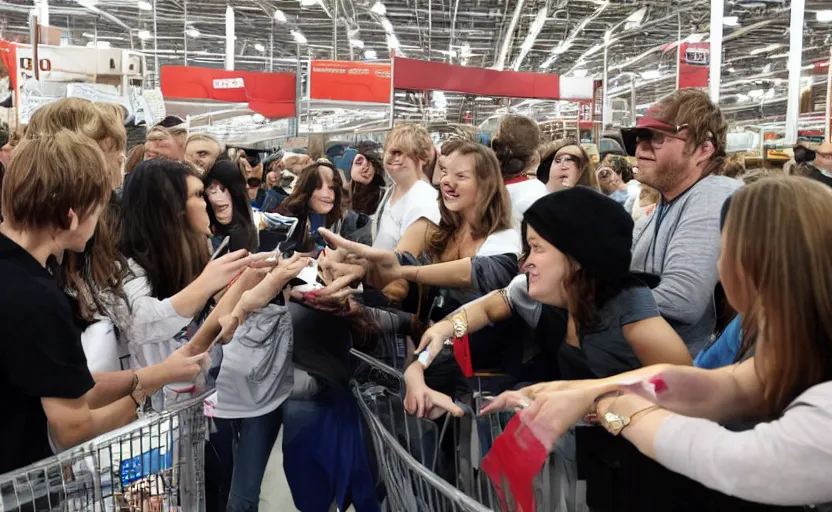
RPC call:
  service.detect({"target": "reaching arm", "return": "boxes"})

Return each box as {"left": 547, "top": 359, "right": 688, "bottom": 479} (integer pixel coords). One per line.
{"left": 42, "top": 395, "right": 138, "bottom": 451}
{"left": 416, "top": 290, "right": 513, "bottom": 354}
{"left": 523, "top": 358, "right": 765, "bottom": 424}
{"left": 596, "top": 383, "right": 832, "bottom": 506}
{"left": 381, "top": 219, "right": 433, "bottom": 302}
{"left": 622, "top": 316, "right": 693, "bottom": 367}
{"left": 398, "top": 258, "right": 473, "bottom": 289}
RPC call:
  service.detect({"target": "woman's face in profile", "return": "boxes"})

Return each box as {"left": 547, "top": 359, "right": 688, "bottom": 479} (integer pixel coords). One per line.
{"left": 350, "top": 154, "right": 374, "bottom": 185}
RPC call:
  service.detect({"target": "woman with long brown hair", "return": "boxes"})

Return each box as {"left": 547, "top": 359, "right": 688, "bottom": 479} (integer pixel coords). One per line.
{"left": 119, "top": 159, "right": 256, "bottom": 378}
{"left": 485, "top": 177, "right": 832, "bottom": 508}
{"left": 537, "top": 139, "right": 599, "bottom": 193}
{"left": 347, "top": 143, "right": 387, "bottom": 215}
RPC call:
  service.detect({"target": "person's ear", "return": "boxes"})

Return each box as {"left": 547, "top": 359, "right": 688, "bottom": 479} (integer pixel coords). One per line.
{"left": 67, "top": 208, "right": 80, "bottom": 231}
{"left": 696, "top": 140, "right": 716, "bottom": 167}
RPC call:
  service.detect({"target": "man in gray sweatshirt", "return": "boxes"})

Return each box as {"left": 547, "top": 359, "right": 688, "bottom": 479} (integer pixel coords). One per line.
{"left": 622, "top": 89, "right": 741, "bottom": 356}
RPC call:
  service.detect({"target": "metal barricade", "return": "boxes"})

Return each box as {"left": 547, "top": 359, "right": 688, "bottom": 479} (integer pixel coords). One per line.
{"left": 351, "top": 350, "right": 491, "bottom": 512}
{"left": 0, "top": 392, "right": 211, "bottom": 512}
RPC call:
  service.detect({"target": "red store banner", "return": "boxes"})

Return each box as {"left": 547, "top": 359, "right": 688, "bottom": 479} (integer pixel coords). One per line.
{"left": 160, "top": 66, "right": 296, "bottom": 118}
{"left": 309, "top": 60, "right": 391, "bottom": 104}
{"left": 678, "top": 42, "right": 710, "bottom": 89}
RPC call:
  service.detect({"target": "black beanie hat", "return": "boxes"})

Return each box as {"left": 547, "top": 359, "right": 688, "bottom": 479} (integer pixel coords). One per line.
{"left": 522, "top": 186, "right": 635, "bottom": 282}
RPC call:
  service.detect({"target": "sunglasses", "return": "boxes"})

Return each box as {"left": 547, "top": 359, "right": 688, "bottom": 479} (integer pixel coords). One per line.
{"left": 634, "top": 124, "right": 690, "bottom": 148}
{"left": 247, "top": 178, "right": 262, "bottom": 188}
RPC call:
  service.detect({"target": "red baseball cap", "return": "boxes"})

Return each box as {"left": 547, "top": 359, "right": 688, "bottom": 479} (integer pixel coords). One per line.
{"left": 620, "top": 104, "right": 684, "bottom": 156}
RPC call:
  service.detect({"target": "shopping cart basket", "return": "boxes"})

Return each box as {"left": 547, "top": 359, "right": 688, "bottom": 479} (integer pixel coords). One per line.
{"left": 0, "top": 391, "right": 211, "bottom": 512}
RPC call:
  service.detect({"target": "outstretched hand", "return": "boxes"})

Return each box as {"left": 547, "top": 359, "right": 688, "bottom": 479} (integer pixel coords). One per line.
{"left": 318, "top": 228, "right": 403, "bottom": 286}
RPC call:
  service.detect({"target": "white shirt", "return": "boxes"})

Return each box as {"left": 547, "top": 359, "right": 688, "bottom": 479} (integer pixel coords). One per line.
{"left": 81, "top": 317, "right": 129, "bottom": 372}
{"left": 119, "top": 259, "right": 193, "bottom": 370}
{"left": 373, "top": 180, "right": 441, "bottom": 250}
{"left": 478, "top": 228, "right": 522, "bottom": 257}
{"left": 506, "top": 179, "right": 548, "bottom": 229}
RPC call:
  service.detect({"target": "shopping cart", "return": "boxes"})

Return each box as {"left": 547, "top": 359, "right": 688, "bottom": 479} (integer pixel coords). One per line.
{"left": 0, "top": 391, "right": 211, "bottom": 512}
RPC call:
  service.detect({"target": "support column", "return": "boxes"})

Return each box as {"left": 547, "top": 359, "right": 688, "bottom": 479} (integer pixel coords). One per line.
{"left": 225, "top": 6, "right": 235, "bottom": 71}
{"left": 708, "top": 0, "right": 723, "bottom": 103}
{"left": 784, "top": 0, "right": 806, "bottom": 145}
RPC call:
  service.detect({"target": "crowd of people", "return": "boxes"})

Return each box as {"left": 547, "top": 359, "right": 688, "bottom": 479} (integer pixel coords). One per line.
{"left": 1, "top": 87, "right": 831, "bottom": 512}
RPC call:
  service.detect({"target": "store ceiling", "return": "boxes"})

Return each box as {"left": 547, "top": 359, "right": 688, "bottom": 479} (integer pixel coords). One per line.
{"left": 0, "top": 0, "right": 829, "bottom": 127}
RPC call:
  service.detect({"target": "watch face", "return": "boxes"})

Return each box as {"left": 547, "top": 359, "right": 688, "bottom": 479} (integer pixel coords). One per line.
{"left": 603, "top": 412, "right": 625, "bottom": 436}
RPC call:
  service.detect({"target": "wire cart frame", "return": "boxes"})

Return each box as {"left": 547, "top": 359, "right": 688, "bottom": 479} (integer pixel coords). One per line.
{"left": 0, "top": 391, "right": 211, "bottom": 512}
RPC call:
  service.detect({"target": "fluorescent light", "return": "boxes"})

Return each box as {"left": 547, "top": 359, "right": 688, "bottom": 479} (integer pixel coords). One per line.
{"left": 299, "top": 0, "right": 317, "bottom": 6}
{"left": 254, "top": 43, "right": 265, "bottom": 52}
{"left": 137, "top": 0, "right": 152, "bottom": 11}
{"left": 641, "top": 70, "right": 661, "bottom": 80}
{"left": 727, "top": 67, "right": 736, "bottom": 73}
{"left": 723, "top": 16, "right": 739, "bottom": 26}
{"left": 274, "top": 9, "right": 286, "bottom": 22}
{"left": 736, "top": 93, "right": 749, "bottom": 102}
{"left": 748, "top": 89, "right": 764, "bottom": 99}
{"left": 626, "top": 7, "right": 647, "bottom": 24}
{"left": 350, "top": 38, "right": 365, "bottom": 49}
{"left": 381, "top": 18, "right": 393, "bottom": 33}
{"left": 750, "top": 43, "right": 781, "bottom": 55}
{"left": 762, "top": 63, "right": 771, "bottom": 73}
{"left": 82, "top": 32, "right": 94, "bottom": 38}
{"left": 186, "top": 28, "right": 200, "bottom": 38}
{"left": 817, "top": 10, "right": 832, "bottom": 22}
{"left": 291, "top": 30, "right": 307, "bottom": 44}
{"left": 572, "top": 69, "right": 588, "bottom": 77}
{"left": 371, "top": 2, "right": 386, "bottom": 15}
{"left": 365, "top": 49, "right": 377, "bottom": 60}
{"left": 138, "top": 30, "right": 152, "bottom": 40}
{"left": 460, "top": 43, "right": 472, "bottom": 58}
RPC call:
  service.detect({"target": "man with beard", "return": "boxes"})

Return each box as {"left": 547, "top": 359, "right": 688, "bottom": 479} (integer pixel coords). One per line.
{"left": 621, "top": 89, "right": 740, "bottom": 356}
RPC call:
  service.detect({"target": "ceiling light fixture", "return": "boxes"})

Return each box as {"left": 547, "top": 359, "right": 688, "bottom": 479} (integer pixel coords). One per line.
{"left": 762, "top": 63, "right": 771, "bottom": 73}
{"left": 624, "top": 6, "right": 647, "bottom": 30}
{"left": 254, "top": 43, "right": 265, "bottom": 52}
{"left": 365, "top": 49, "right": 377, "bottom": 60}
{"left": 137, "top": 0, "right": 152, "bottom": 11}
{"left": 371, "top": 2, "right": 386, "bottom": 15}
{"left": 291, "top": 30, "right": 307, "bottom": 45}
{"left": 186, "top": 28, "right": 200, "bottom": 38}
{"left": 817, "top": 10, "right": 832, "bottom": 22}
{"left": 641, "top": 70, "right": 661, "bottom": 80}
{"left": 460, "top": 43, "right": 472, "bottom": 58}
{"left": 350, "top": 38, "right": 365, "bottom": 49}
{"left": 748, "top": 89, "right": 764, "bottom": 99}
{"left": 722, "top": 16, "right": 739, "bottom": 26}
{"left": 274, "top": 9, "right": 287, "bottom": 22}
{"left": 138, "top": 29, "right": 152, "bottom": 40}
{"left": 299, "top": 0, "right": 317, "bottom": 6}
{"left": 727, "top": 67, "right": 736, "bottom": 73}
{"left": 572, "top": 69, "right": 588, "bottom": 77}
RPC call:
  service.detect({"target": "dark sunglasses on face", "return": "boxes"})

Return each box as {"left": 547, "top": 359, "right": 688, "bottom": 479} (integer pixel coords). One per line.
{"left": 634, "top": 124, "right": 689, "bottom": 148}
{"left": 247, "top": 178, "right": 262, "bottom": 188}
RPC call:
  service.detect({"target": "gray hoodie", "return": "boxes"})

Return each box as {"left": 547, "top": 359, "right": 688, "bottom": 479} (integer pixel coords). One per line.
{"left": 630, "top": 175, "right": 741, "bottom": 355}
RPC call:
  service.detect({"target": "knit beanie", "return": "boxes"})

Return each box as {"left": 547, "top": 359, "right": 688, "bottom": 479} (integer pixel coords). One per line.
{"left": 522, "top": 186, "right": 634, "bottom": 282}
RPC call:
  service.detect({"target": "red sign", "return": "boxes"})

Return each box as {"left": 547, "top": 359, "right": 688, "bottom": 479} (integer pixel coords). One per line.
{"left": 393, "top": 57, "right": 564, "bottom": 100}
{"left": 678, "top": 42, "right": 710, "bottom": 90}
{"left": 309, "top": 60, "right": 391, "bottom": 104}
{"left": 0, "top": 40, "right": 17, "bottom": 94}
{"left": 160, "top": 66, "right": 296, "bottom": 118}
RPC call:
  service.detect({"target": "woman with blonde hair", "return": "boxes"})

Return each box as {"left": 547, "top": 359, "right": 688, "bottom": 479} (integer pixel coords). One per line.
{"left": 485, "top": 177, "right": 832, "bottom": 508}
{"left": 537, "top": 139, "right": 598, "bottom": 193}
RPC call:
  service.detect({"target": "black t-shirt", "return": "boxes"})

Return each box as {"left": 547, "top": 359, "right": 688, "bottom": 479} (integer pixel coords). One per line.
{"left": 0, "top": 232, "right": 95, "bottom": 473}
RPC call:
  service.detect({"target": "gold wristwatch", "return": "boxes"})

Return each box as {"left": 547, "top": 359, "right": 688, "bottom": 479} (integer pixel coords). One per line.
{"left": 600, "top": 404, "right": 660, "bottom": 436}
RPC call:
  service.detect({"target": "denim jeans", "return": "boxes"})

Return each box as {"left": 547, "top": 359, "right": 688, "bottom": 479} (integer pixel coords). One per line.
{"left": 214, "top": 406, "right": 284, "bottom": 512}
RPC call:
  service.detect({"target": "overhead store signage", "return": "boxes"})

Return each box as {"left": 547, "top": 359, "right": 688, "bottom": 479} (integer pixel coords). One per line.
{"left": 309, "top": 60, "right": 392, "bottom": 104}
{"left": 678, "top": 42, "right": 710, "bottom": 89}
{"left": 161, "top": 66, "right": 296, "bottom": 119}
{"left": 392, "top": 56, "right": 594, "bottom": 101}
